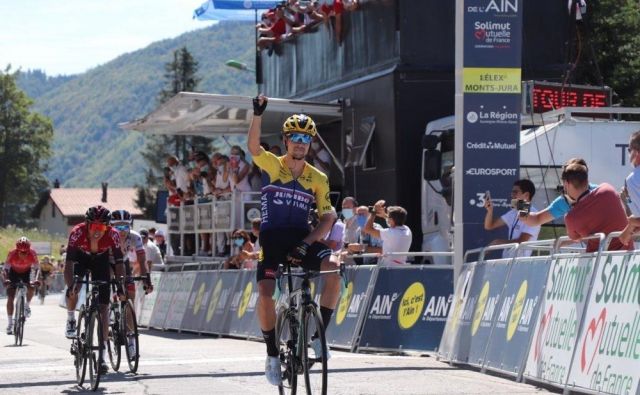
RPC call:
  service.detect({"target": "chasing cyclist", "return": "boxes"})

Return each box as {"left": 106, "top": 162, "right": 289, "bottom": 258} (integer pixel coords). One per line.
{"left": 247, "top": 95, "right": 341, "bottom": 386}
{"left": 64, "top": 206, "right": 125, "bottom": 374}
{"left": 2, "top": 237, "right": 39, "bottom": 334}
{"left": 110, "top": 209, "right": 153, "bottom": 358}
{"left": 38, "top": 256, "right": 55, "bottom": 301}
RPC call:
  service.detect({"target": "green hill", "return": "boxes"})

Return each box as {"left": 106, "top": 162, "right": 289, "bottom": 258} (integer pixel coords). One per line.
{"left": 17, "top": 21, "right": 256, "bottom": 188}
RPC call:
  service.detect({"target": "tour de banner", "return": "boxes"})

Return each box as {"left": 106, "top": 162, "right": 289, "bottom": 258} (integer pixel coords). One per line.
{"left": 225, "top": 270, "right": 262, "bottom": 339}
{"left": 450, "top": 259, "right": 512, "bottom": 366}
{"left": 200, "top": 270, "right": 241, "bottom": 335}
{"left": 460, "top": 0, "right": 523, "bottom": 252}
{"left": 181, "top": 271, "right": 219, "bottom": 332}
{"left": 326, "top": 265, "right": 376, "bottom": 350}
{"left": 483, "top": 257, "right": 551, "bottom": 376}
{"left": 567, "top": 253, "right": 640, "bottom": 395}
{"left": 438, "top": 263, "right": 475, "bottom": 361}
{"left": 149, "top": 272, "right": 182, "bottom": 329}
{"left": 358, "top": 266, "right": 454, "bottom": 351}
{"left": 523, "top": 255, "right": 597, "bottom": 388}
{"left": 164, "top": 271, "right": 198, "bottom": 330}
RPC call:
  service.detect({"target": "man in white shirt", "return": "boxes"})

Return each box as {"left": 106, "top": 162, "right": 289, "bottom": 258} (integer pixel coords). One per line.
{"left": 362, "top": 200, "right": 412, "bottom": 265}
{"left": 139, "top": 229, "right": 164, "bottom": 271}
{"left": 483, "top": 179, "right": 540, "bottom": 258}
{"left": 624, "top": 131, "right": 640, "bottom": 216}
{"left": 166, "top": 155, "right": 190, "bottom": 197}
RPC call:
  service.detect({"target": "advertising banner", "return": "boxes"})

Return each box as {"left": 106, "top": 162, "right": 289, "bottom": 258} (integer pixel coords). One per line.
{"left": 326, "top": 265, "right": 376, "bottom": 350}
{"left": 164, "top": 271, "right": 198, "bottom": 330}
{"left": 438, "top": 263, "right": 475, "bottom": 361}
{"left": 358, "top": 266, "right": 454, "bottom": 352}
{"left": 225, "top": 270, "right": 261, "bottom": 338}
{"left": 149, "top": 272, "right": 182, "bottom": 329}
{"left": 181, "top": 271, "right": 218, "bottom": 332}
{"left": 566, "top": 253, "right": 640, "bottom": 395}
{"left": 201, "top": 270, "right": 241, "bottom": 335}
{"left": 459, "top": 0, "right": 523, "bottom": 252}
{"left": 483, "top": 257, "right": 551, "bottom": 376}
{"left": 139, "top": 272, "right": 163, "bottom": 327}
{"left": 523, "top": 255, "right": 597, "bottom": 388}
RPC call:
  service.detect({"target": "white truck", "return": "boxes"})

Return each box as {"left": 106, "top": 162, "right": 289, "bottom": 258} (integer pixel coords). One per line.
{"left": 421, "top": 106, "right": 640, "bottom": 264}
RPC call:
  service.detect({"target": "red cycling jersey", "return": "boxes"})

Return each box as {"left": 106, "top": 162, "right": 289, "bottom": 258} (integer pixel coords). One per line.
{"left": 66, "top": 223, "right": 124, "bottom": 264}
{"left": 4, "top": 249, "right": 39, "bottom": 274}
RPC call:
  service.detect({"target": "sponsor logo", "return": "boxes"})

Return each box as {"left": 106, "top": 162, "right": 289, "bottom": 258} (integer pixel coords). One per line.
{"left": 193, "top": 282, "right": 206, "bottom": 315}
{"left": 465, "top": 167, "right": 517, "bottom": 176}
{"left": 336, "top": 282, "right": 354, "bottom": 325}
{"left": 467, "top": 111, "right": 479, "bottom": 123}
{"left": 466, "top": 105, "right": 519, "bottom": 125}
{"left": 421, "top": 294, "right": 453, "bottom": 323}
{"left": 473, "top": 21, "right": 512, "bottom": 49}
{"left": 463, "top": 68, "right": 521, "bottom": 94}
{"left": 472, "top": 282, "right": 490, "bottom": 336}
{"left": 369, "top": 292, "right": 399, "bottom": 319}
{"left": 247, "top": 208, "right": 261, "bottom": 222}
{"left": 469, "top": 192, "right": 510, "bottom": 208}
{"left": 206, "top": 279, "right": 223, "bottom": 323}
{"left": 237, "top": 281, "right": 253, "bottom": 318}
{"left": 467, "top": 0, "right": 518, "bottom": 14}
{"left": 398, "top": 282, "right": 426, "bottom": 330}
{"left": 506, "top": 280, "right": 527, "bottom": 341}
{"left": 466, "top": 141, "right": 518, "bottom": 150}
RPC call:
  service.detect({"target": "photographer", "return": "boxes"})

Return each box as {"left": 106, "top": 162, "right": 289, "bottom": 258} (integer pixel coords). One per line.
{"left": 362, "top": 200, "right": 412, "bottom": 265}
{"left": 483, "top": 179, "right": 540, "bottom": 258}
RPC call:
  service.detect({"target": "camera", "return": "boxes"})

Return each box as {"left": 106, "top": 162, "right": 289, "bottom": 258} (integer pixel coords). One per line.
{"left": 511, "top": 199, "right": 531, "bottom": 215}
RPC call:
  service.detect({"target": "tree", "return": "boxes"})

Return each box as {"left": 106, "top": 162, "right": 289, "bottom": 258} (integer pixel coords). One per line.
{"left": 572, "top": 0, "right": 640, "bottom": 106}
{"left": 0, "top": 66, "right": 53, "bottom": 226}
{"left": 136, "top": 47, "right": 213, "bottom": 218}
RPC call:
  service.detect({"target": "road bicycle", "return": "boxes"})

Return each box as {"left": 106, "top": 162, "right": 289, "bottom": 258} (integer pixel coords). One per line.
{"left": 12, "top": 280, "right": 29, "bottom": 346}
{"left": 107, "top": 275, "right": 147, "bottom": 373}
{"left": 70, "top": 273, "right": 108, "bottom": 391}
{"left": 275, "top": 262, "right": 344, "bottom": 395}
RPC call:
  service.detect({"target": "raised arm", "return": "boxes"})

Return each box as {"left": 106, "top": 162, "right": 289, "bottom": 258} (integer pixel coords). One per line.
{"left": 248, "top": 95, "right": 268, "bottom": 156}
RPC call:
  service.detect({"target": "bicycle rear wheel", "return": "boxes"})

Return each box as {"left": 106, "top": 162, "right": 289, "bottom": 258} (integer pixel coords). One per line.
{"left": 301, "top": 305, "right": 327, "bottom": 395}
{"left": 75, "top": 307, "right": 87, "bottom": 386}
{"left": 123, "top": 300, "right": 139, "bottom": 373}
{"left": 108, "top": 303, "right": 121, "bottom": 372}
{"left": 14, "top": 294, "right": 24, "bottom": 346}
{"left": 39, "top": 283, "right": 46, "bottom": 304}
{"left": 87, "top": 310, "right": 103, "bottom": 391}
{"left": 276, "top": 307, "right": 298, "bottom": 395}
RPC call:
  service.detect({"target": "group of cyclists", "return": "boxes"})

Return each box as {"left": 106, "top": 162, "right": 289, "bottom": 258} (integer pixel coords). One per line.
{"left": 2, "top": 97, "right": 340, "bottom": 389}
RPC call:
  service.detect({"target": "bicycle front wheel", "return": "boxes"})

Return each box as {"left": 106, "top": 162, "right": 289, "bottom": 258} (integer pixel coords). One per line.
{"left": 301, "top": 305, "right": 327, "bottom": 395}
{"left": 108, "top": 303, "right": 121, "bottom": 372}
{"left": 87, "top": 310, "right": 103, "bottom": 391}
{"left": 276, "top": 307, "right": 298, "bottom": 395}
{"left": 123, "top": 300, "right": 139, "bottom": 373}
{"left": 39, "top": 283, "right": 46, "bottom": 304}
{"left": 14, "top": 293, "right": 25, "bottom": 346}
{"left": 75, "top": 307, "right": 87, "bottom": 386}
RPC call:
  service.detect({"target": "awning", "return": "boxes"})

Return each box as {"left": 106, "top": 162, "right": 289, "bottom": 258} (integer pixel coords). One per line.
{"left": 119, "top": 92, "right": 342, "bottom": 137}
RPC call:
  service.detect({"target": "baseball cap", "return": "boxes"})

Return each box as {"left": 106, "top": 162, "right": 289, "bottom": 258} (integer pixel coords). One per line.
{"left": 139, "top": 228, "right": 149, "bottom": 238}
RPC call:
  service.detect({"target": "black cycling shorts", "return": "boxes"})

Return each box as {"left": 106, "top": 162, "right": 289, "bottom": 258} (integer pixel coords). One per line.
{"left": 6, "top": 270, "right": 31, "bottom": 292}
{"left": 73, "top": 254, "right": 111, "bottom": 305}
{"left": 257, "top": 228, "right": 332, "bottom": 282}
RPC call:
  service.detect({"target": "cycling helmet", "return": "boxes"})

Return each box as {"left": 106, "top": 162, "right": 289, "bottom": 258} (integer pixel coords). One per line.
{"left": 16, "top": 237, "right": 31, "bottom": 252}
{"left": 110, "top": 209, "right": 133, "bottom": 224}
{"left": 282, "top": 114, "right": 317, "bottom": 137}
{"left": 85, "top": 205, "right": 111, "bottom": 224}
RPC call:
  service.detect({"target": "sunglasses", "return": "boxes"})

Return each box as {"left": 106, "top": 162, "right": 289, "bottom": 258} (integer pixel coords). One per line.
{"left": 286, "top": 133, "right": 312, "bottom": 145}
{"left": 89, "top": 222, "right": 108, "bottom": 233}
{"left": 114, "top": 224, "right": 130, "bottom": 232}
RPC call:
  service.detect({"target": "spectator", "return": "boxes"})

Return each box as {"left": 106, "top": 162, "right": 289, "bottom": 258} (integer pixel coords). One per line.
{"left": 307, "top": 135, "right": 331, "bottom": 176}
{"left": 345, "top": 206, "right": 383, "bottom": 265}
{"left": 154, "top": 230, "right": 168, "bottom": 260}
{"left": 249, "top": 160, "right": 263, "bottom": 192}
{"left": 341, "top": 196, "right": 359, "bottom": 246}
{"left": 230, "top": 145, "right": 254, "bottom": 229}
{"left": 562, "top": 162, "right": 632, "bottom": 251}
{"left": 224, "top": 229, "right": 255, "bottom": 269}
{"left": 213, "top": 155, "right": 231, "bottom": 198}
{"left": 483, "top": 179, "right": 540, "bottom": 258}
{"left": 59, "top": 244, "right": 66, "bottom": 255}
{"left": 166, "top": 155, "right": 191, "bottom": 204}
{"left": 321, "top": 214, "right": 344, "bottom": 252}
{"left": 239, "top": 218, "right": 263, "bottom": 266}
{"left": 363, "top": 200, "right": 412, "bottom": 265}
{"left": 139, "top": 228, "right": 164, "bottom": 271}
{"left": 520, "top": 158, "right": 597, "bottom": 227}
{"left": 148, "top": 227, "right": 157, "bottom": 241}
{"left": 623, "top": 131, "right": 640, "bottom": 216}
{"left": 257, "top": 6, "right": 289, "bottom": 51}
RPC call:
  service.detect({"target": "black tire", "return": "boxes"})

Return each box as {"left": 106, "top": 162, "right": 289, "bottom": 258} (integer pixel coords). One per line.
{"left": 276, "top": 307, "right": 298, "bottom": 395}
{"left": 75, "top": 307, "right": 87, "bottom": 386}
{"left": 301, "top": 305, "right": 327, "bottom": 395}
{"left": 108, "top": 303, "right": 121, "bottom": 372}
{"left": 14, "top": 294, "right": 24, "bottom": 346}
{"left": 123, "top": 300, "right": 139, "bottom": 373}
{"left": 39, "top": 283, "right": 46, "bottom": 304}
{"left": 87, "top": 310, "right": 103, "bottom": 391}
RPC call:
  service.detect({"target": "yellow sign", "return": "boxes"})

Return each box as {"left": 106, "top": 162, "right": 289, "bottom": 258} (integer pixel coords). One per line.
{"left": 336, "top": 282, "right": 354, "bottom": 325}
{"left": 206, "top": 279, "right": 223, "bottom": 323}
{"left": 398, "top": 282, "right": 426, "bottom": 330}
{"left": 193, "top": 283, "right": 206, "bottom": 315}
{"left": 472, "top": 282, "right": 490, "bottom": 336}
{"left": 463, "top": 68, "right": 521, "bottom": 94}
{"left": 506, "top": 280, "right": 528, "bottom": 341}
{"left": 238, "top": 282, "right": 253, "bottom": 318}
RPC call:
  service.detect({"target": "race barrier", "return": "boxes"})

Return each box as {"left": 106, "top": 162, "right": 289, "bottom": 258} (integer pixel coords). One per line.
{"left": 438, "top": 235, "right": 640, "bottom": 395}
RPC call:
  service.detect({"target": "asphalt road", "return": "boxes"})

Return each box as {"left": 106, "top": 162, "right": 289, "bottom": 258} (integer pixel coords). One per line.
{"left": 0, "top": 295, "right": 553, "bottom": 394}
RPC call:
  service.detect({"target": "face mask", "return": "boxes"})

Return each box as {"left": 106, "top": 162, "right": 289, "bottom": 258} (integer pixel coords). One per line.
{"left": 233, "top": 238, "right": 244, "bottom": 247}
{"left": 342, "top": 208, "right": 354, "bottom": 220}
{"left": 356, "top": 215, "right": 367, "bottom": 228}
{"left": 201, "top": 165, "right": 209, "bottom": 173}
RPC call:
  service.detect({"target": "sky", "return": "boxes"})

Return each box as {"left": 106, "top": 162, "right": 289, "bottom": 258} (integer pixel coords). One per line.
{"left": 0, "top": 0, "right": 212, "bottom": 76}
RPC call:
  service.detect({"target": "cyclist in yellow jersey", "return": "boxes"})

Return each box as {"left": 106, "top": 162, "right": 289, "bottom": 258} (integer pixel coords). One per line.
{"left": 248, "top": 95, "right": 341, "bottom": 386}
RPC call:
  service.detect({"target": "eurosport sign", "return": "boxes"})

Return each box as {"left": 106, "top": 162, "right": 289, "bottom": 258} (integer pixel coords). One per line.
{"left": 459, "top": 0, "right": 522, "bottom": 253}
{"left": 567, "top": 253, "right": 640, "bottom": 395}
{"left": 524, "top": 255, "right": 596, "bottom": 388}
